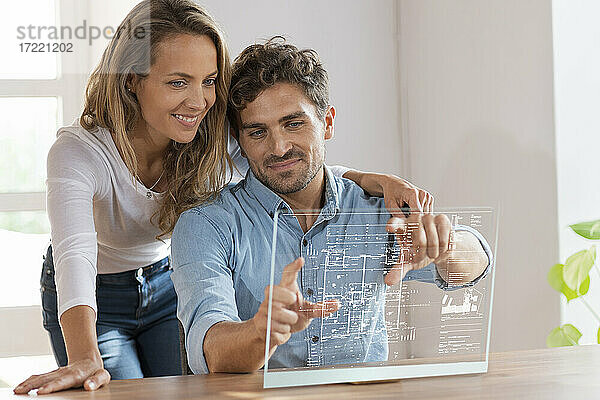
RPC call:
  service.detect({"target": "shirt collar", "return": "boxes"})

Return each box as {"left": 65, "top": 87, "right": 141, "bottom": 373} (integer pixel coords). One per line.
{"left": 242, "top": 165, "right": 341, "bottom": 220}
{"left": 320, "top": 166, "right": 340, "bottom": 220}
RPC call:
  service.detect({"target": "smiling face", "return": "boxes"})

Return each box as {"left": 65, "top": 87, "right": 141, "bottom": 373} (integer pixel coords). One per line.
{"left": 130, "top": 33, "right": 218, "bottom": 144}
{"left": 238, "top": 82, "right": 334, "bottom": 194}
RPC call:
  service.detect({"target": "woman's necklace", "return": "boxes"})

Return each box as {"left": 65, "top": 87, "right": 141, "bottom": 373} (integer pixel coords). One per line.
{"left": 145, "top": 169, "right": 165, "bottom": 199}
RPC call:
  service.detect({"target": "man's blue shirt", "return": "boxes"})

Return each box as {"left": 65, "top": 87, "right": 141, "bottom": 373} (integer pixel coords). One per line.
{"left": 171, "top": 166, "right": 491, "bottom": 374}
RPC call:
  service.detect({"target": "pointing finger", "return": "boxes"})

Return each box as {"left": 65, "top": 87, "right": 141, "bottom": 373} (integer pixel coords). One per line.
{"left": 264, "top": 286, "right": 297, "bottom": 306}
{"left": 279, "top": 257, "right": 304, "bottom": 288}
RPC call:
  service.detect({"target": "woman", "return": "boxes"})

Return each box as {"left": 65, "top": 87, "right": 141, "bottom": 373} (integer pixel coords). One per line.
{"left": 15, "top": 0, "right": 431, "bottom": 395}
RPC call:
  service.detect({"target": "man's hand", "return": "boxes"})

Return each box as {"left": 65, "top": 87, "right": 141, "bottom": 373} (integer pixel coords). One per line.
{"left": 252, "top": 257, "right": 339, "bottom": 347}
{"left": 384, "top": 213, "right": 452, "bottom": 286}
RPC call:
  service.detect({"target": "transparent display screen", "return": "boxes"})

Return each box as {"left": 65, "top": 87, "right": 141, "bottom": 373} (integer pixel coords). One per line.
{"left": 264, "top": 207, "right": 497, "bottom": 388}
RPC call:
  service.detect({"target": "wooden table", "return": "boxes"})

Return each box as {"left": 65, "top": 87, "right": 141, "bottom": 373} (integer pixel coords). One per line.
{"left": 3, "top": 346, "right": 600, "bottom": 399}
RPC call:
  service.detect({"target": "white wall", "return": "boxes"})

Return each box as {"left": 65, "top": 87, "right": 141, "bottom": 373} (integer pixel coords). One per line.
{"left": 0, "top": 307, "right": 53, "bottom": 358}
{"left": 398, "top": 0, "right": 560, "bottom": 351}
{"left": 552, "top": 0, "right": 600, "bottom": 345}
{"left": 200, "top": 0, "right": 403, "bottom": 174}
{"left": 87, "top": 0, "right": 403, "bottom": 174}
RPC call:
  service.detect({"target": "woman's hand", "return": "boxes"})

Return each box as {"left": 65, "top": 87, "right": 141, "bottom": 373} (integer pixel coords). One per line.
{"left": 14, "top": 357, "right": 110, "bottom": 394}
{"left": 14, "top": 305, "right": 110, "bottom": 394}
{"left": 379, "top": 173, "right": 433, "bottom": 215}
{"left": 343, "top": 170, "right": 434, "bottom": 216}
{"left": 14, "top": 305, "right": 109, "bottom": 395}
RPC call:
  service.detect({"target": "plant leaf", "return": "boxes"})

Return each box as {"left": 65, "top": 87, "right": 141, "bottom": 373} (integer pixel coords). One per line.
{"left": 548, "top": 263, "right": 590, "bottom": 301}
{"left": 570, "top": 220, "right": 600, "bottom": 240}
{"left": 579, "top": 275, "right": 590, "bottom": 296}
{"left": 546, "top": 324, "right": 582, "bottom": 347}
{"left": 563, "top": 247, "right": 595, "bottom": 291}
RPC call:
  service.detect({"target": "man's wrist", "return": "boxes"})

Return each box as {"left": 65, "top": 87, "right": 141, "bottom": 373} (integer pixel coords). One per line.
{"left": 248, "top": 316, "right": 281, "bottom": 355}
{"left": 248, "top": 317, "right": 270, "bottom": 348}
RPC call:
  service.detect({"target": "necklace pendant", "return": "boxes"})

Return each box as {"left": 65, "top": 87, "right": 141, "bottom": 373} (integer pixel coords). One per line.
{"left": 146, "top": 191, "right": 153, "bottom": 199}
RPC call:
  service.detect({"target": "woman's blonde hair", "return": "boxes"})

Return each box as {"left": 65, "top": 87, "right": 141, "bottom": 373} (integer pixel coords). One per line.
{"left": 80, "top": 0, "right": 232, "bottom": 238}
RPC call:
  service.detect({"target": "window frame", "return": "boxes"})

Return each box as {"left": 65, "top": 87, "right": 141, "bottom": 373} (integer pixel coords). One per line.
{"left": 0, "top": 2, "right": 89, "bottom": 212}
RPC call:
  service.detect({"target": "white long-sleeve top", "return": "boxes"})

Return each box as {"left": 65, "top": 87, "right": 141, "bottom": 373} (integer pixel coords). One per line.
{"left": 47, "top": 120, "right": 349, "bottom": 318}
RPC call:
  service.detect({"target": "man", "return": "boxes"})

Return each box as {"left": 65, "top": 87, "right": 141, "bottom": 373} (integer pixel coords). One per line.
{"left": 171, "top": 38, "right": 491, "bottom": 374}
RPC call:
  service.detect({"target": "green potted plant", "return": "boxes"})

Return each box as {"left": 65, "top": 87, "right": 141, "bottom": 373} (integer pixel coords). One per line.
{"left": 547, "top": 219, "right": 600, "bottom": 346}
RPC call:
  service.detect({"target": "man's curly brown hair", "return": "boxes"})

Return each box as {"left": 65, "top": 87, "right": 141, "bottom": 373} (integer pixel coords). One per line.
{"left": 228, "top": 36, "right": 330, "bottom": 135}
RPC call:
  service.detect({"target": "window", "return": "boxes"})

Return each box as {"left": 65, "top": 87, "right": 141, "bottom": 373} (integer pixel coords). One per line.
{"left": 0, "top": 1, "right": 89, "bottom": 358}
{"left": 0, "top": 96, "right": 57, "bottom": 307}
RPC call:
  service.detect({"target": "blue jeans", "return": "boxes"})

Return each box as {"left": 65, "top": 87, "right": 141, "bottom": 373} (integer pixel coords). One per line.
{"left": 40, "top": 245, "right": 182, "bottom": 379}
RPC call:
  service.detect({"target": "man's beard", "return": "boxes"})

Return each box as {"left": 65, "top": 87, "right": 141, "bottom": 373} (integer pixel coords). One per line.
{"left": 251, "top": 148, "right": 323, "bottom": 195}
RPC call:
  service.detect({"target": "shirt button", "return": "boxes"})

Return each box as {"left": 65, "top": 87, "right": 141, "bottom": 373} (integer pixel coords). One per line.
{"left": 306, "top": 288, "right": 314, "bottom": 296}
{"left": 303, "top": 239, "right": 308, "bottom": 246}
{"left": 46, "top": 269, "right": 52, "bottom": 275}
{"left": 312, "top": 335, "right": 319, "bottom": 343}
